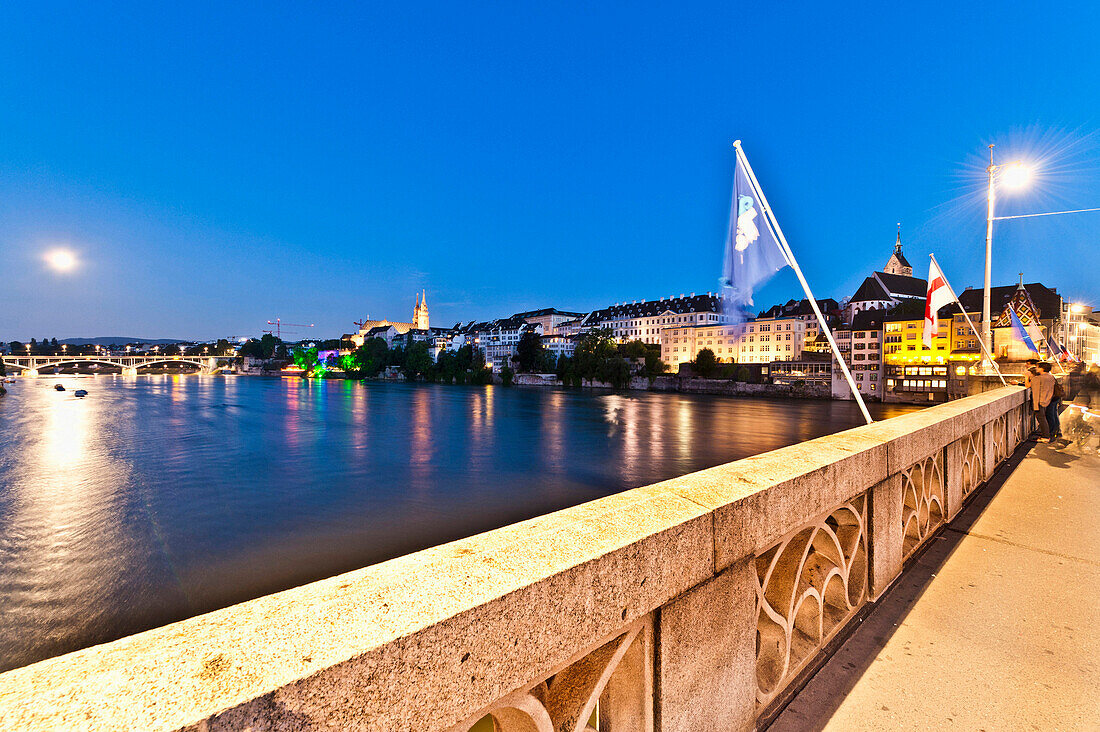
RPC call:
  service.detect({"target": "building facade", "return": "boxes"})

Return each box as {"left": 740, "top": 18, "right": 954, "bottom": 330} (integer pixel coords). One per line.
{"left": 514, "top": 308, "right": 586, "bottom": 336}
{"left": 583, "top": 293, "right": 731, "bottom": 345}
{"left": 831, "top": 309, "right": 885, "bottom": 401}
{"left": 660, "top": 316, "right": 807, "bottom": 370}
{"left": 348, "top": 293, "right": 431, "bottom": 347}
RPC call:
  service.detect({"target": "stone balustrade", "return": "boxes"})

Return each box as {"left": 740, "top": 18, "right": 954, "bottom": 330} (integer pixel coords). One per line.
{"left": 0, "top": 386, "right": 1029, "bottom": 731}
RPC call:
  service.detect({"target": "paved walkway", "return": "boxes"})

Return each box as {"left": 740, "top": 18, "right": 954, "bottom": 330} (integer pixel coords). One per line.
{"left": 772, "top": 437, "right": 1100, "bottom": 732}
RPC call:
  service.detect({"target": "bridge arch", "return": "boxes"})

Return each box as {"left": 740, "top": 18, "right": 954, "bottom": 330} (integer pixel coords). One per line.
{"left": 1, "top": 357, "right": 219, "bottom": 372}
{"left": 130, "top": 359, "right": 209, "bottom": 370}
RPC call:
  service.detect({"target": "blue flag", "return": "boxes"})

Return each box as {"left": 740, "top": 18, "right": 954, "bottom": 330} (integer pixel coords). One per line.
{"left": 720, "top": 152, "right": 790, "bottom": 313}
{"left": 1007, "top": 305, "right": 1039, "bottom": 353}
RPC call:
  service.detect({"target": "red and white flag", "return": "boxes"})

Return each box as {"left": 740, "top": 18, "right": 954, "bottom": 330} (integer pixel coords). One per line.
{"left": 924, "top": 258, "right": 952, "bottom": 347}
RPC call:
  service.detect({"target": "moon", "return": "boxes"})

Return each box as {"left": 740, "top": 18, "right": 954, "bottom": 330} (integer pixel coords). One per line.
{"left": 44, "top": 249, "right": 78, "bottom": 273}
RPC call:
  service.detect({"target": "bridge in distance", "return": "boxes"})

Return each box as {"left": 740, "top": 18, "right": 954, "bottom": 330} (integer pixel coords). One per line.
{"left": 2, "top": 354, "right": 227, "bottom": 376}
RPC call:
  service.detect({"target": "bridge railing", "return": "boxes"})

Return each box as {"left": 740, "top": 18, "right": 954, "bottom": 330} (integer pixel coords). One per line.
{"left": 0, "top": 386, "right": 1029, "bottom": 731}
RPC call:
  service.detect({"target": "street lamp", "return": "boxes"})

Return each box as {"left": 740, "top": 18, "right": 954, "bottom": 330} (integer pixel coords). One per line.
{"left": 982, "top": 145, "right": 1031, "bottom": 367}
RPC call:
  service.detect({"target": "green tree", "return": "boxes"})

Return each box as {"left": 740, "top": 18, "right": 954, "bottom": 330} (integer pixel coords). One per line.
{"left": 260, "top": 333, "right": 280, "bottom": 358}
{"left": 403, "top": 341, "right": 435, "bottom": 380}
{"left": 620, "top": 339, "right": 648, "bottom": 359}
{"left": 643, "top": 351, "right": 668, "bottom": 379}
{"left": 573, "top": 328, "right": 618, "bottom": 385}
{"left": 734, "top": 365, "right": 751, "bottom": 383}
{"left": 215, "top": 339, "right": 232, "bottom": 356}
{"left": 238, "top": 339, "right": 265, "bottom": 358}
{"left": 514, "top": 331, "right": 546, "bottom": 373}
{"left": 500, "top": 364, "right": 515, "bottom": 386}
{"left": 291, "top": 346, "right": 320, "bottom": 374}
{"left": 693, "top": 348, "right": 718, "bottom": 378}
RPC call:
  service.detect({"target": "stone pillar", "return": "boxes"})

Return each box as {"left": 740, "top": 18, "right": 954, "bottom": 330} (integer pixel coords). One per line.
{"left": 122, "top": 367, "right": 138, "bottom": 377}
{"left": 944, "top": 438, "right": 965, "bottom": 521}
{"left": 23, "top": 368, "right": 38, "bottom": 377}
{"left": 868, "top": 474, "right": 903, "bottom": 600}
{"left": 657, "top": 558, "right": 756, "bottom": 732}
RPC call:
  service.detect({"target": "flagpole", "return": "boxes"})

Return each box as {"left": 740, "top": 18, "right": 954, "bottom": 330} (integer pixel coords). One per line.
{"left": 929, "top": 254, "right": 1007, "bottom": 386}
{"left": 733, "top": 140, "right": 874, "bottom": 425}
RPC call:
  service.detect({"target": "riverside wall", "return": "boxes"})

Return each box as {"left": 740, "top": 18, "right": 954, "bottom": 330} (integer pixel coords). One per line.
{"left": 0, "top": 386, "right": 1029, "bottom": 731}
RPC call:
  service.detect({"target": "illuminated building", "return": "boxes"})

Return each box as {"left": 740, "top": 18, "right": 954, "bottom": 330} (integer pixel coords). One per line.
{"left": 882, "top": 300, "right": 952, "bottom": 403}
{"left": 347, "top": 292, "right": 431, "bottom": 347}
{"left": 661, "top": 316, "right": 806, "bottom": 369}
{"left": 583, "top": 293, "right": 731, "bottom": 346}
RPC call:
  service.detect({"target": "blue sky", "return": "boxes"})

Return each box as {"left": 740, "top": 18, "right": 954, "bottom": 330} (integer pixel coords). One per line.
{"left": 2, "top": 2, "right": 1098, "bottom": 341}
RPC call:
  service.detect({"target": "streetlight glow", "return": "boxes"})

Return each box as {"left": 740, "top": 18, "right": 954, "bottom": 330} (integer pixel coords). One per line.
{"left": 1000, "top": 162, "right": 1030, "bottom": 189}
{"left": 44, "top": 249, "right": 78, "bottom": 273}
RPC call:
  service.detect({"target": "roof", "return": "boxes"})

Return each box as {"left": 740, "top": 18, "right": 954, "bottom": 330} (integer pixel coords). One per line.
{"left": 512, "top": 308, "right": 585, "bottom": 319}
{"left": 883, "top": 299, "right": 928, "bottom": 322}
{"left": 757, "top": 298, "right": 840, "bottom": 319}
{"left": 955, "top": 282, "right": 1062, "bottom": 322}
{"left": 849, "top": 277, "right": 891, "bottom": 303}
{"left": 874, "top": 272, "right": 927, "bottom": 298}
{"left": 851, "top": 309, "right": 886, "bottom": 331}
{"left": 888, "top": 250, "right": 911, "bottom": 269}
{"left": 585, "top": 293, "right": 726, "bottom": 323}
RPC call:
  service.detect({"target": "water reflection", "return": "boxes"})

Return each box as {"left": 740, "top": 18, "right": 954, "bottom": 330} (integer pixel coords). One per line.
{"left": 0, "top": 377, "right": 920, "bottom": 672}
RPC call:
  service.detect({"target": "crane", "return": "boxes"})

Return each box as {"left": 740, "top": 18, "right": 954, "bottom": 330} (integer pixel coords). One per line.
{"left": 264, "top": 318, "right": 315, "bottom": 340}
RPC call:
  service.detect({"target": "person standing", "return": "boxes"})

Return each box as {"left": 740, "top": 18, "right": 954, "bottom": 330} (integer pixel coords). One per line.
{"left": 1043, "top": 362, "right": 1064, "bottom": 441}
{"left": 1031, "top": 364, "right": 1057, "bottom": 441}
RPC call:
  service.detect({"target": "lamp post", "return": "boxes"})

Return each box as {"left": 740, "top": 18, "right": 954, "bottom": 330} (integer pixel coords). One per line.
{"left": 982, "top": 145, "right": 1030, "bottom": 369}
{"left": 980, "top": 144, "right": 1100, "bottom": 368}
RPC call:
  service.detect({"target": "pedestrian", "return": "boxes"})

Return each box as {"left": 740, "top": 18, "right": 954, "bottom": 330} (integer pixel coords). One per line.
{"left": 1030, "top": 364, "right": 1056, "bottom": 441}
{"left": 1040, "top": 362, "right": 1063, "bottom": 442}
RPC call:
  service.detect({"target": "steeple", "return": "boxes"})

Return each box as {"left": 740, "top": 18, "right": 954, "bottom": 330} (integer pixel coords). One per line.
{"left": 883, "top": 223, "right": 913, "bottom": 276}
{"left": 413, "top": 290, "right": 430, "bottom": 330}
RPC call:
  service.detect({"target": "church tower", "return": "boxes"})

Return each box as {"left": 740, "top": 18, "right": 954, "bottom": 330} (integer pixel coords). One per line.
{"left": 413, "top": 290, "right": 429, "bottom": 330}
{"left": 883, "top": 223, "right": 913, "bottom": 276}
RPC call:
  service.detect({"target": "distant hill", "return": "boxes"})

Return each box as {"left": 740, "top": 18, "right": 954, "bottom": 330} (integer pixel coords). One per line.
{"left": 56, "top": 337, "right": 189, "bottom": 346}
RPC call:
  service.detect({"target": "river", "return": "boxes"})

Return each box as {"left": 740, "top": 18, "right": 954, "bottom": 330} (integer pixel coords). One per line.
{"left": 0, "top": 375, "right": 920, "bottom": 671}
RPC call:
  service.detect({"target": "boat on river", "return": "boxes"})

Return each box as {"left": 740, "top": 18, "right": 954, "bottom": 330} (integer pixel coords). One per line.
{"left": 54, "top": 384, "right": 66, "bottom": 391}
{"left": 74, "top": 389, "right": 88, "bottom": 398}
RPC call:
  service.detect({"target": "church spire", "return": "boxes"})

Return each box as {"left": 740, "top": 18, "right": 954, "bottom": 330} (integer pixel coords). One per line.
{"left": 883, "top": 223, "right": 912, "bottom": 276}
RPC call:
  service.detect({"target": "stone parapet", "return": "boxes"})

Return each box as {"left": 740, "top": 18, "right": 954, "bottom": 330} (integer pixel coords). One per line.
{"left": 0, "top": 387, "right": 1029, "bottom": 732}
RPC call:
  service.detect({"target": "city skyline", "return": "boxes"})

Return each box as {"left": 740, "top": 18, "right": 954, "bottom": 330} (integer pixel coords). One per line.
{"left": 3, "top": 3, "right": 1099, "bottom": 341}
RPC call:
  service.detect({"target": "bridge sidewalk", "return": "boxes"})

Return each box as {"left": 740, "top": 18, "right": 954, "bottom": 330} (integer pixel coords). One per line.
{"left": 771, "top": 439, "right": 1100, "bottom": 731}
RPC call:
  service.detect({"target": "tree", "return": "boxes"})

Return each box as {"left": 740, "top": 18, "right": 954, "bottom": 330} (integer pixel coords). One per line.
{"left": 403, "top": 341, "right": 435, "bottom": 380}
{"left": 643, "top": 351, "right": 668, "bottom": 379}
{"left": 291, "top": 346, "right": 319, "bottom": 374}
{"left": 734, "top": 365, "right": 751, "bottom": 383}
{"left": 238, "top": 339, "right": 265, "bottom": 358}
{"left": 514, "top": 331, "right": 546, "bottom": 373}
{"left": 573, "top": 328, "right": 618, "bottom": 385}
{"left": 620, "top": 339, "right": 648, "bottom": 359}
{"left": 215, "top": 339, "right": 232, "bottom": 356}
{"left": 694, "top": 348, "right": 718, "bottom": 378}
{"left": 500, "top": 364, "right": 515, "bottom": 386}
